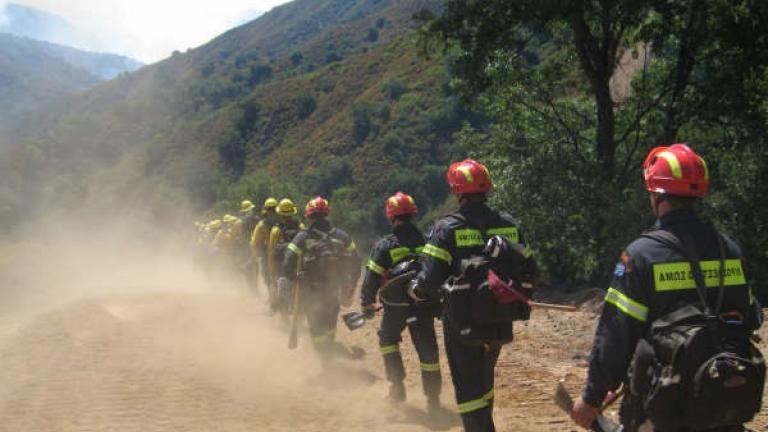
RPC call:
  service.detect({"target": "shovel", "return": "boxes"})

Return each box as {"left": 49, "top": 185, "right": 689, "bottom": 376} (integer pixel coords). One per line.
{"left": 342, "top": 305, "right": 383, "bottom": 331}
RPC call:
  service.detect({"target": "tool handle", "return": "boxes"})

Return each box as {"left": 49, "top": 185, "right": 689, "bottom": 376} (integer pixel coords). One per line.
{"left": 530, "top": 302, "right": 578, "bottom": 312}
{"left": 288, "top": 267, "right": 302, "bottom": 349}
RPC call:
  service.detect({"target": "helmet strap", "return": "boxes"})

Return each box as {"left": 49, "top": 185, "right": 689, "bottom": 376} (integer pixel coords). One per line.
{"left": 650, "top": 192, "right": 665, "bottom": 218}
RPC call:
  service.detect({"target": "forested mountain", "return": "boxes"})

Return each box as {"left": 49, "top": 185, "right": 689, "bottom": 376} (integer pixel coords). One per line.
{"left": 0, "top": 34, "right": 100, "bottom": 132}
{"left": 30, "top": 37, "right": 142, "bottom": 80}
{"left": 0, "top": 33, "right": 143, "bottom": 133}
{"left": 1, "top": 0, "right": 463, "bottom": 238}
{"left": 0, "top": 3, "right": 72, "bottom": 43}
{"left": 0, "top": 3, "right": 142, "bottom": 79}
{"left": 6, "top": 0, "right": 765, "bottom": 296}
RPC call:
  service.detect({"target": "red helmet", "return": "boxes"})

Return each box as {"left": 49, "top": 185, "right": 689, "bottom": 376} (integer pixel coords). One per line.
{"left": 643, "top": 144, "right": 709, "bottom": 197}
{"left": 446, "top": 159, "right": 493, "bottom": 194}
{"left": 304, "top": 196, "right": 330, "bottom": 218}
{"left": 385, "top": 192, "right": 418, "bottom": 220}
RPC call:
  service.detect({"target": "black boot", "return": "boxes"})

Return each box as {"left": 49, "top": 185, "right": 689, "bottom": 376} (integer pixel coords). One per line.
{"left": 460, "top": 407, "right": 495, "bottom": 432}
{"left": 427, "top": 395, "right": 441, "bottom": 415}
{"left": 389, "top": 381, "right": 406, "bottom": 403}
{"left": 422, "top": 370, "right": 442, "bottom": 410}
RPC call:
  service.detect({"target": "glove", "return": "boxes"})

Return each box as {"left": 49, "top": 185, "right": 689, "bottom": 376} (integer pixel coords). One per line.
{"left": 407, "top": 279, "right": 426, "bottom": 303}
{"left": 362, "top": 304, "right": 377, "bottom": 319}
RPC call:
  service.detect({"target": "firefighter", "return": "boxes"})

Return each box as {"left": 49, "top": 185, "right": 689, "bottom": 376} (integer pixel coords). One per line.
{"left": 266, "top": 198, "right": 305, "bottom": 312}
{"left": 238, "top": 199, "right": 261, "bottom": 295}
{"left": 279, "top": 197, "right": 359, "bottom": 362}
{"left": 360, "top": 192, "right": 442, "bottom": 410}
{"left": 212, "top": 214, "right": 241, "bottom": 269}
{"left": 571, "top": 144, "right": 762, "bottom": 431}
{"left": 409, "top": 159, "right": 536, "bottom": 432}
{"left": 250, "top": 197, "right": 279, "bottom": 298}
{"left": 197, "top": 220, "right": 220, "bottom": 246}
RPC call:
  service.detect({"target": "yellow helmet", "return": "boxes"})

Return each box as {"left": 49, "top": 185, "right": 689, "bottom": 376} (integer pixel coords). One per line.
{"left": 221, "top": 214, "right": 239, "bottom": 224}
{"left": 276, "top": 198, "right": 298, "bottom": 216}
{"left": 263, "top": 197, "right": 279, "bottom": 209}
{"left": 207, "top": 219, "right": 223, "bottom": 230}
{"left": 240, "top": 199, "right": 255, "bottom": 214}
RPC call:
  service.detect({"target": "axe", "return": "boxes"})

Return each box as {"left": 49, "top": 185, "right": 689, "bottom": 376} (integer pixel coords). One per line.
{"left": 553, "top": 380, "right": 622, "bottom": 432}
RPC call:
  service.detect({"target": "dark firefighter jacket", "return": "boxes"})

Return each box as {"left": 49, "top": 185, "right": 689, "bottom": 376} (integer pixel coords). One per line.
{"left": 281, "top": 217, "right": 358, "bottom": 282}
{"left": 360, "top": 222, "right": 425, "bottom": 306}
{"left": 582, "top": 208, "right": 763, "bottom": 407}
{"left": 414, "top": 202, "right": 535, "bottom": 299}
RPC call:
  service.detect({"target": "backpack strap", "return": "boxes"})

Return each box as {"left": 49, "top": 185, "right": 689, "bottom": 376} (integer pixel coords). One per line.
{"left": 640, "top": 228, "right": 727, "bottom": 315}
{"left": 682, "top": 233, "right": 713, "bottom": 315}
{"left": 714, "top": 233, "right": 727, "bottom": 314}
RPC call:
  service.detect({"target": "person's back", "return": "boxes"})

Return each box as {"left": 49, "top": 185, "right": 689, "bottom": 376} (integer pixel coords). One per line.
{"left": 280, "top": 197, "right": 358, "bottom": 361}
{"left": 572, "top": 144, "right": 763, "bottom": 432}
{"left": 249, "top": 198, "right": 279, "bottom": 260}
{"left": 412, "top": 159, "right": 537, "bottom": 432}
{"left": 623, "top": 209, "right": 756, "bottom": 324}
{"left": 266, "top": 199, "right": 305, "bottom": 311}
{"left": 359, "top": 192, "right": 442, "bottom": 410}
{"left": 300, "top": 218, "right": 357, "bottom": 288}
{"left": 213, "top": 214, "right": 240, "bottom": 255}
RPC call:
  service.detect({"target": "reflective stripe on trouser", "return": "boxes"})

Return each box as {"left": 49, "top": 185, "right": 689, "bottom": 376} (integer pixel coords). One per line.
{"left": 444, "top": 318, "right": 500, "bottom": 429}
{"left": 378, "top": 304, "right": 441, "bottom": 398}
{"left": 302, "top": 282, "right": 340, "bottom": 357}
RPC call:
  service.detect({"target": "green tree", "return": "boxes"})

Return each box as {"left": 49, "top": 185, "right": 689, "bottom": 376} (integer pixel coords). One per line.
{"left": 421, "top": 0, "right": 768, "bottom": 285}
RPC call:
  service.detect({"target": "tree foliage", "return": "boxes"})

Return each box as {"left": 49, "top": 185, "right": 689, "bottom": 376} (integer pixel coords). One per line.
{"left": 423, "top": 0, "right": 768, "bottom": 294}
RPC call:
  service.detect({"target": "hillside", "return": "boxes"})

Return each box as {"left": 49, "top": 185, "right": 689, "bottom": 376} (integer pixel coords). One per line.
{"left": 2, "top": 0, "right": 466, "bottom": 237}
{"left": 0, "top": 3, "right": 142, "bottom": 79}
{"left": 32, "top": 37, "right": 142, "bottom": 80}
{"left": 0, "top": 3, "right": 72, "bottom": 43}
{"left": 0, "top": 33, "right": 100, "bottom": 133}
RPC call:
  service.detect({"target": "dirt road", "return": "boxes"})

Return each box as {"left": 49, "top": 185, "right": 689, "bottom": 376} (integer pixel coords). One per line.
{"left": 1, "top": 288, "right": 764, "bottom": 432}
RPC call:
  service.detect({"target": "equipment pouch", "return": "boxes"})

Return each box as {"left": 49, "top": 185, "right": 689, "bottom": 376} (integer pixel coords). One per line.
{"left": 640, "top": 306, "right": 766, "bottom": 430}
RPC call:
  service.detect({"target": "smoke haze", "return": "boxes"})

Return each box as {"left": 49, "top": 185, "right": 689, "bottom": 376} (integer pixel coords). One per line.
{"left": 9, "top": 0, "right": 284, "bottom": 62}
{"left": 0, "top": 207, "right": 460, "bottom": 431}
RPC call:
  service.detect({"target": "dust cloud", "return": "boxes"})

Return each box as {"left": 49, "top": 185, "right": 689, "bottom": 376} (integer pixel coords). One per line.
{"left": 0, "top": 213, "right": 458, "bottom": 432}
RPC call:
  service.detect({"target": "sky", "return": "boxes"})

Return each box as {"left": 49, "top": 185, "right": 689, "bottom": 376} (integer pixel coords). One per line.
{"left": 8, "top": 0, "right": 291, "bottom": 63}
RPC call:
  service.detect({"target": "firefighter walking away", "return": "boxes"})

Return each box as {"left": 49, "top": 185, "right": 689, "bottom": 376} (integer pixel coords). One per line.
{"left": 279, "top": 197, "right": 360, "bottom": 364}
{"left": 410, "top": 159, "right": 538, "bottom": 432}
{"left": 571, "top": 144, "right": 764, "bottom": 432}
{"left": 359, "top": 192, "right": 443, "bottom": 412}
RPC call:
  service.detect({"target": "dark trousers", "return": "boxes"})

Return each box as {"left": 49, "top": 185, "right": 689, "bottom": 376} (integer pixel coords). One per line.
{"left": 444, "top": 318, "right": 501, "bottom": 432}
{"left": 302, "top": 282, "right": 340, "bottom": 358}
{"left": 378, "top": 304, "right": 441, "bottom": 398}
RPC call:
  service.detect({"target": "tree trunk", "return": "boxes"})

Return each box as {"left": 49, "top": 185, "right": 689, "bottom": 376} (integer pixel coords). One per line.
{"left": 570, "top": 13, "right": 617, "bottom": 177}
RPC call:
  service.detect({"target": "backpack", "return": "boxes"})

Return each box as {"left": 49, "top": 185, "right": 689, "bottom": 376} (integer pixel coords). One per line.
{"left": 378, "top": 252, "right": 422, "bottom": 308}
{"left": 629, "top": 229, "right": 765, "bottom": 430}
{"left": 302, "top": 227, "right": 357, "bottom": 285}
{"left": 273, "top": 222, "right": 302, "bottom": 262}
{"left": 444, "top": 213, "right": 536, "bottom": 346}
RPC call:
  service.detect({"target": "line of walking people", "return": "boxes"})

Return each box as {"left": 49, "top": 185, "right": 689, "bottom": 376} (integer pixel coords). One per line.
{"left": 195, "top": 145, "right": 764, "bottom": 432}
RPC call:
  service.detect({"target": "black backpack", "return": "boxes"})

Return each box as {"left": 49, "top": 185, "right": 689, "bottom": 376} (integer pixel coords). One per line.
{"left": 302, "top": 227, "right": 357, "bottom": 284}
{"left": 444, "top": 213, "right": 536, "bottom": 346}
{"left": 273, "top": 222, "right": 302, "bottom": 261}
{"left": 629, "top": 229, "right": 765, "bottom": 430}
